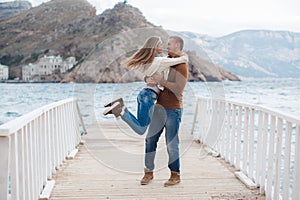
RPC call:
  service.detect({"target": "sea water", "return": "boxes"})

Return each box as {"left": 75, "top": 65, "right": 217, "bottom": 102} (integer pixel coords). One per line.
{"left": 0, "top": 78, "right": 299, "bottom": 126}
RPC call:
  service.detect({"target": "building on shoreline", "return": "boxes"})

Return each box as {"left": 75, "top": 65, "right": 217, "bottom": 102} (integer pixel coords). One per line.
{"left": 0, "top": 64, "right": 9, "bottom": 80}
{"left": 22, "top": 55, "right": 76, "bottom": 81}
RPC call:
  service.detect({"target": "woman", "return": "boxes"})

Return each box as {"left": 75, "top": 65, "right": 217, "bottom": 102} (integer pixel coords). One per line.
{"left": 103, "top": 36, "right": 188, "bottom": 135}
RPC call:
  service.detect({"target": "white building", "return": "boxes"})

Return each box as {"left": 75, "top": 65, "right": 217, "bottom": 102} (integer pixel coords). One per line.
{"left": 22, "top": 63, "right": 38, "bottom": 81}
{"left": 0, "top": 64, "right": 9, "bottom": 80}
{"left": 22, "top": 55, "right": 77, "bottom": 81}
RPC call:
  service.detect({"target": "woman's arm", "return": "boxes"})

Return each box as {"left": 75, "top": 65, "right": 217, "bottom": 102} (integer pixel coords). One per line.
{"left": 158, "top": 54, "right": 189, "bottom": 70}
{"left": 143, "top": 54, "right": 188, "bottom": 83}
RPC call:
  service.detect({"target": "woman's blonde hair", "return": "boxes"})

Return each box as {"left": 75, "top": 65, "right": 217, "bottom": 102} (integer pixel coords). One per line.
{"left": 125, "top": 36, "right": 162, "bottom": 69}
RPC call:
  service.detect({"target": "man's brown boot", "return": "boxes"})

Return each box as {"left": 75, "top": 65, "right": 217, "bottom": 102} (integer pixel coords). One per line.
{"left": 164, "top": 171, "right": 180, "bottom": 187}
{"left": 140, "top": 168, "right": 153, "bottom": 185}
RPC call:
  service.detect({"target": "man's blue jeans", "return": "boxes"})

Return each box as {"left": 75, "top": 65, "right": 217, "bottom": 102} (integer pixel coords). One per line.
{"left": 121, "top": 88, "right": 158, "bottom": 135}
{"left": 145, "top": 104, "right": 183, "bottom": 173}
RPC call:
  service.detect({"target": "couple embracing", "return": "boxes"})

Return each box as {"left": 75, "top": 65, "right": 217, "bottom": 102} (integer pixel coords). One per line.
{"left": 104, "top": 35, "right": 189, "bottom": 187}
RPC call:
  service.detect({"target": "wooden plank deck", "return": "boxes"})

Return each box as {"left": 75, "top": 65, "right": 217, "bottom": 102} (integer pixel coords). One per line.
{"left": 49, "top": 120, "right": 265, "bottom": 200}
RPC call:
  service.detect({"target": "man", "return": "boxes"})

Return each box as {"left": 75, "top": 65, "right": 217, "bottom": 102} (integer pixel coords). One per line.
{"left": 140, "top": 36, "right": 189, "bottom": 187}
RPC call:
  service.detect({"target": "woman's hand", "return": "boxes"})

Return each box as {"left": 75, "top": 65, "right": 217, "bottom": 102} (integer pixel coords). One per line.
{"left": 145, "top": 76, "right": 157, "bottom": 87}
{"left": 151, "top": 72, "right": 164, "bottom": 85}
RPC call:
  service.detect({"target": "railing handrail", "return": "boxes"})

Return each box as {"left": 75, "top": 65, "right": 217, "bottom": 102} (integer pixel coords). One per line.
{"left": 196, "top": 97, "right": 300, "bottom": 125}
{"left": 0, "top": 98, "right": 77, "bottom": 136}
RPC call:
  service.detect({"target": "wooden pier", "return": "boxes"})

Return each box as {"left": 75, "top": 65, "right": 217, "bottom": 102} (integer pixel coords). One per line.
{"left": 49, "top": 120, "right": 264, "bottom": 200}
{"left": 2, "top": 98, "right": 298, "bottom": 199}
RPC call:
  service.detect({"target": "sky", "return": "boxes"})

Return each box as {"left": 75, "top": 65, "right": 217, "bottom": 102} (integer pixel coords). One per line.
{"left": 3, "top": 0, "right": 300, "bottom": 37}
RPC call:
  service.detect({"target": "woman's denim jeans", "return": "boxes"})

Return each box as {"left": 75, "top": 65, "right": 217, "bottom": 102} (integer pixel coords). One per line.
{"left": 144, "top": 105, "right": 182, "bottom": 173}
{"left": 121, "top": 88, "right": 157, "bottom": 135}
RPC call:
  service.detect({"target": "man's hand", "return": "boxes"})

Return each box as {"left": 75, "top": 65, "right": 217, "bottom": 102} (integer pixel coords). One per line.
{"left": 152, "top": 72, "right": 164, "bottom": 85}
{"left": 145, "top": 76, "right": 157, "bottom": 87}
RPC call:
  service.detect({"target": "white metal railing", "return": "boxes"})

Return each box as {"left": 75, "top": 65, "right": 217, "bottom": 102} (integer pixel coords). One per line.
{"left": 191, "top": 97, "right": 300, "bottom": 200}
{"left": 0, "top": 98, "right": 86, "bottom": 200}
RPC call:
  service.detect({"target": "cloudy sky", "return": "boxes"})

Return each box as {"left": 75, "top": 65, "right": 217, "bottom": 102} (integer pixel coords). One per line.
{"left": 3, "top": 0, "right": 300, "bottom": 37}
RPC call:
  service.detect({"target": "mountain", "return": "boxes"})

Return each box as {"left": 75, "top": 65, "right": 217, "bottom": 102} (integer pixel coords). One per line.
{"left": 64, "top": 28, "right": 240, "bottom": 83}
{"left": 186, "top": 50, "right": 240, "bottom": 82}
{"left": 0, "top": 0, "right": 96, "bottom": 65}
{"left": 0, "top": 0, "right": 239, "bottom": 82}
{"left": 0, "top": 1, "right": 31, "bottom": 20}
{"left": 178, "top": 30, "right": 300, "bottom": 78}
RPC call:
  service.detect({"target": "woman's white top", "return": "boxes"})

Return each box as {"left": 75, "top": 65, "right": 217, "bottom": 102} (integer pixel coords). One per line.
{"left": 131, "top": 54, "right": 189, "bottom": 92}
{"left": 133, "top": 54, "right": 189, "bottom": 80}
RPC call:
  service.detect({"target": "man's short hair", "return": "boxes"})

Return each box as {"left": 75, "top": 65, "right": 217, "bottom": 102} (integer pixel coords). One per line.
{"left": 169, "top": 36, "right": 184, "bottom": 50}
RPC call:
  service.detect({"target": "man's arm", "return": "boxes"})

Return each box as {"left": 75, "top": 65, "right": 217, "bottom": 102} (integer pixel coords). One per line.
{"left": 152, "top": 64, "right": 188, "bottom": 96}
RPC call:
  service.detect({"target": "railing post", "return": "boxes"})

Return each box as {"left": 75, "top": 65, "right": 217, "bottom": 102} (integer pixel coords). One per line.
{"left": 220, "top": 101, "right": 226, "bottom": 157}
{"left": 0, "top": 136, "right": 10, "bottom": 200}
{"left": 19, "top": 128, "right": 25, "bottom": 200}
{"left": 274, "top": 118, "right": 283, "bottom": 200}
{"left": 10, "top": 133, "right": 20, "bottom": 200}
{"left": 33, "top": 118, "right": 39, "bottom": 198}
{"left": 283, "top": 122, "right": 292, "bottom": 200}
{"left": 236, "top": 106, "right": 242, "bottom": 170}
{"left": 242, "top": 107, "right": 249, "bottom": 174}
{"left": 46, "top": 110, "right": 52, "bottom": 180}
{"left": 248, "top": 108, "right": 255, "bottom": 179}
{"left": 191, "top": 98, "right": 199, "bottom": 135}
{"left": 266, "top": 115, "right": 276, "bottom": 199}
{"left": 230, "top": 104, "right": 236, "bottom": 165}
{"left": 292, "top": 125, "right": 300, "bottom": 200}
{"left": 256, "top": 111, "right": 263, "bottom": 185}
{"left": 259, "top": 113, "right": 269, "bottom": 194}
{"left": 225, "top": 102, "right": 231, "bottom": 162}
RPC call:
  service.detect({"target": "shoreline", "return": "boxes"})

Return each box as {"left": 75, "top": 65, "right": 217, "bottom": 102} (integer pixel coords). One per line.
{"left": 0, "top": 80, "right": 60, "bottom": 83}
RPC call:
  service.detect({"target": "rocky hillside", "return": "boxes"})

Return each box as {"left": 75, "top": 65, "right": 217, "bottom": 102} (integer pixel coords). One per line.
{"left": 178, "top": 30, "right": 300, "bottom": 78}
{"left": 187, "top": 51, "right": 240, "bottom": 81}
{"left": 0, "top": 0, "right": 240, "bottom": 82}
{"left": 0, "top": 0, "right": 97, "bottom": 66}
{"left": 0, "top": 1, "right": 31, "bottom": 20}
{"left": 64, "top": 24, "right": 240, "bottom": 83}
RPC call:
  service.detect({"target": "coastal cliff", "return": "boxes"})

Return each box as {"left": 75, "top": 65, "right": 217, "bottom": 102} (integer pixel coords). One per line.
{"left": 0, "top": 0, "right": 240, "bottom": 82}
